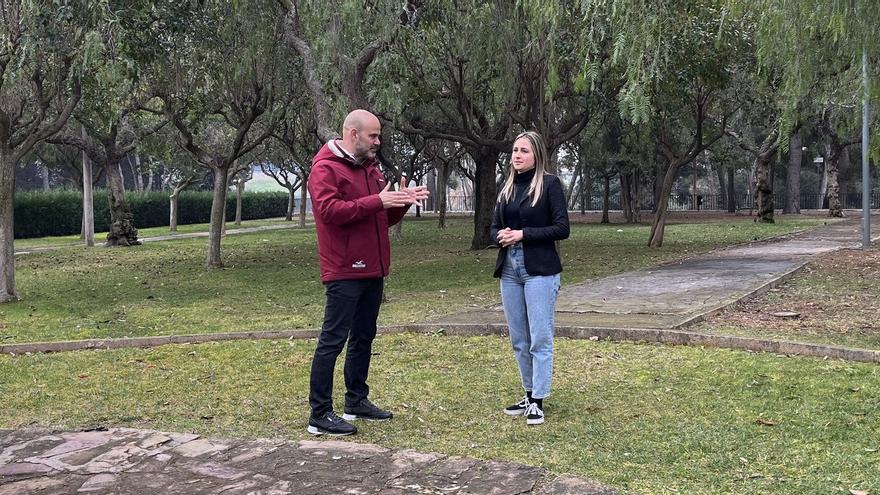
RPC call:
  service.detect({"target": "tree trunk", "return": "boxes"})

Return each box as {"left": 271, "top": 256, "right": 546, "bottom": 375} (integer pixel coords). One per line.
{"left": 754, "top": 152, "right": 774, "bottom": 223}
{"left": 0, "top": 150, "right": 19, "bottom": 302}
{"left": 826, "top": 142, "right": 844, "bottom": 218}
{"left": 145, "top": 170, "right": 154, "bottom": 192}
{"left": 620, "top": 171, "right": 632, "bottom": 223}
{"left": 653, "top": 163, "right": 663, "bottom": 213}
{"left": 566, "top": 170, "right": 580, "bottom": 209}
{"left": 601, "top": 175, "right": 611, "bottom": 224}
{"left": 784, "top": 132, "right": 802, "bottom": 214}
{"left": 648, "top": 162, "right": 682, "bottom": 247}
{"left": 82, "top": 144, "right": 95, "bottom": 247}
{"left": 169, "top": 189, "right": 180, "bottom": 232}
{"left": 299, "top": 178, "right": 307, "bottom": 228}
{"left": 426, "top": 167, "right": 436, "bottom": 212}
{"left": 207, "top": 166, "right": 230, "bottom": 268}
{"left": 469, "top": 148, "right": 499, "bottom": 250}
{"left": 581, "top": 167, "right": 591, "bottom": 214}
{"left": 104, "top": 157, "right": 140, "bottom": 246}
{"left": 118, "top": 162, "right": 126, "bottom": 191}
{"left": 715, "top": 162, "right": 727, "bottom": 211}
{"left": 726, "top": 166, "right": 736, "bottom": 213}
{"left": 437, "top": 161, "right": 450, "bottom": 229}
{"left": 632, "top": 169, "right": 642, "bottom": 222}
{"left": 819, "top": 156, "right": 828, "bottom": 208}
{"left": 286, "top": 186, "right": 295, "bottom": 221}
{"left": 235, "top": 179, "right": 244, "bottom": 226}
{"left": 132, "top": 154, "right": 144, "bottom": 193}
{"left": 41, "top": 163, "right": 50, "bottom": 191}
{"left": 393, "top": 216, "right": 403, "bottom": 239}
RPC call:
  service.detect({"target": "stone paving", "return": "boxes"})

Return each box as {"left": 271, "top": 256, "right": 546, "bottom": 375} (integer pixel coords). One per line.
{"left": 0, "top": 428, "right": 615, "bottom": 495}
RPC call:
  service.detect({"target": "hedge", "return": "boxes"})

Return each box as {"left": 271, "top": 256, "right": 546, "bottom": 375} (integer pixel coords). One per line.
{"left": 14, "top": 189, "right": 290, "bottom": 238}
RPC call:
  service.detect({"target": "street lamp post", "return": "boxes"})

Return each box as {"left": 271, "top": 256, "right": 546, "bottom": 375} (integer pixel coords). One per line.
{"left": 863, "top": 48, "right": 872, "bottom": 248}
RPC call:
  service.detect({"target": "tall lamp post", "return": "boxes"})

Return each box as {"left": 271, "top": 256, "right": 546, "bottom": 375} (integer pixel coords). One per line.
{"left": 863, "top": 48, "right": 872, "bottom": 248}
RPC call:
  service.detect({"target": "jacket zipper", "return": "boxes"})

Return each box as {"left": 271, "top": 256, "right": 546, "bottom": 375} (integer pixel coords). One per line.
{"left": 364, "top": 167, "right": 387, "bottom": 277}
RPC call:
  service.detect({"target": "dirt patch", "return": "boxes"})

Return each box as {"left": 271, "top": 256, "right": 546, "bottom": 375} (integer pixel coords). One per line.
{"left": 704, "top": 249, "right": 880, "bottom": 347}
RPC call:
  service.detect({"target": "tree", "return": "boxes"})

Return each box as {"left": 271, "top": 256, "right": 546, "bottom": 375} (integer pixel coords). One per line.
{"left": 153, "top": 1, "right": 288, "bottom": 267}
{"left": 267, "top": 110, "right": 322, "bottom": 227}
{"left": 0, "top": 2, "right": 103, "bottom": 301}
{"left": 392, "top": 0, "right": 597, "bottom": 248}
{"left": 564, "top": 0, "right": 745, "bottom": 246}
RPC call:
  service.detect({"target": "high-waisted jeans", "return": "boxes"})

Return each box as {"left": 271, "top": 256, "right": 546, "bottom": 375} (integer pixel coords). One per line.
{"left": 499, "top": 244, "right": 560, "bottom": 399}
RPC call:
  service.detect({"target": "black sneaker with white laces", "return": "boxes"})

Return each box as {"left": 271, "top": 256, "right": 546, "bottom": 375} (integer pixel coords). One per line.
{"left": 307, "top": 411, "right": 358, "bottom": 436}
{"left": 503, "top": 396, "right": 531, "bottom": 416}
{"left": 525, "top": 402, "right": 545, "bottom": 425}
{"left": 342, "top": 398, "right": 393, "bottom": 421}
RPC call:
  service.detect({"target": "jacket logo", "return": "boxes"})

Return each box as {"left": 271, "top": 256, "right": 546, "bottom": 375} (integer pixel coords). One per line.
{"left": 352, "top": 260, "right": 366, "bottom": 269}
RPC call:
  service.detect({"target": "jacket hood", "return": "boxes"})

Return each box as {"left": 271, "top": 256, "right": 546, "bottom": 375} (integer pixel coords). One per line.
{"left": 312, "top": 139, "right": 378, "bottom": 169}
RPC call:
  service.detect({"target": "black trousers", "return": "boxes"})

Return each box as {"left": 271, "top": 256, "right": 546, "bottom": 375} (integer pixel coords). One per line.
{"left": 309, "top": 278, "right": 384, "bottom": 416}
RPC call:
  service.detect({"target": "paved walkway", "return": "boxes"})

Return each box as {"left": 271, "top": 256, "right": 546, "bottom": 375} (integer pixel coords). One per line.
{"left": 433, "top": 215, "right": 880, "bottom": 330}
{"left": 0, "top": 428, "right": 615, "bottom": 494}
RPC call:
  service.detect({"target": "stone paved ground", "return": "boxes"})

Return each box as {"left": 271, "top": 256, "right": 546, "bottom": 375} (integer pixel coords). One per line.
{"left": 0, "top": 428, "right": 616, "bottom": 495}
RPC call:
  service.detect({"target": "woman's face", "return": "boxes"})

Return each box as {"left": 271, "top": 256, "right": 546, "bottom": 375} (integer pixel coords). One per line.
{"left": 511, "top": 137, "right": 536, "bottom": 173}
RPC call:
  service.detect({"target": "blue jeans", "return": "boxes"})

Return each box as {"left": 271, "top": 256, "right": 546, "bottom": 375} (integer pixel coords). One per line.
{"left": 500, "top": 245, "right": 560, "bottom": 399}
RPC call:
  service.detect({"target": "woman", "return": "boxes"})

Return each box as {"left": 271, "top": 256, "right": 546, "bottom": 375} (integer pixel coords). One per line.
{"left": 490, "top": 130, "right": 570, "bottom": 426}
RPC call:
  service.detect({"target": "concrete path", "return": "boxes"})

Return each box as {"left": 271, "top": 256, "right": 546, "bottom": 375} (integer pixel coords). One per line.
{"left": 434, "top": 216, "right": 880, "bottom": 330}
{"left": 0, "top": 428, "right": 615, "bottom": 495}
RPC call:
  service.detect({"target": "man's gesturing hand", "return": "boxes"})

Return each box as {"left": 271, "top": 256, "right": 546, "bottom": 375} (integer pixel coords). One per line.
{"left": 398, "top": 177, "right": 430, "bottom": 205}
{"left": 379, "top": 180, "right": 415, "bottom": 208}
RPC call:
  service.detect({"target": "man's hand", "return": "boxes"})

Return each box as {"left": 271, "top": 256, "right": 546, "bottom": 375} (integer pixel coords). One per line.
{"left": 398, "top": 176, "right": 430, "bottom": 206}
{"left": 378, "top": 181, "right": 415, "bottom": 208}
{"left": 496, "top": 227, "right": 523, "bottom": 247}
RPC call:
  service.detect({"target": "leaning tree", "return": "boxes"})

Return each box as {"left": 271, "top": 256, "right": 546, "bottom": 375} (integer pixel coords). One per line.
{"left": 0, "top": 1, "right": 105, "bottom": 301}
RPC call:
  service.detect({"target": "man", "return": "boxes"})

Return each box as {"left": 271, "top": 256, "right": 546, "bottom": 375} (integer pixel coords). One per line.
{"left": 306, "top": 109, "right": 429, "bottom": 436}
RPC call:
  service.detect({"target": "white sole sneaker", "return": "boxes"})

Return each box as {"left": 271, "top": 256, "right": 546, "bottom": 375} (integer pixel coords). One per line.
{"left": 342, "top": 413, "right": 391, "bottom": 422}
{"left": 503, "top": 408, "right": 527, "bottom": 416}
{"left": 526, "top": 416, "right": 545, "bottom": 425}
{"left": 306, "top": 425, "right": 355, "bottom": 436}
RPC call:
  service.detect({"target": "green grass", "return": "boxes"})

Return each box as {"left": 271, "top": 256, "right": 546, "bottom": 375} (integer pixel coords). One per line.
{"left": 0, "top": 334, "right": 876, "bottom": 494}
{"left": 1, "top": 217, "right": 825, "bottom": 344}
{"left": 13, "top": 217, "right": 299, "bottom": 250}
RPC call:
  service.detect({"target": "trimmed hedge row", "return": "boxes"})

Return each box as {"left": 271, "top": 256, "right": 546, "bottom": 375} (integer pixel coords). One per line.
{"left": 15, "top": 189, "right": 290, "bottom": 238}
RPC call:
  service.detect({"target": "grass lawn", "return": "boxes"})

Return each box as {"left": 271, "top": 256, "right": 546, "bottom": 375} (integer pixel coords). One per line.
{"left": 1, "top": 216, "right": 826, "bottom": 344}
{"left": 13, "top": 217, "right": 299, "bottom": 250}
{"left": 0, "top": 334, "right": 876, "bottom": 495}
{"left": 697, "top": 247, "right": 880, "bottom": 350}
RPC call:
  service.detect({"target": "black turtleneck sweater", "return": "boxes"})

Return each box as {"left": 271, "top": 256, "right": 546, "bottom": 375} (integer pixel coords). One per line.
{"left": 503, "top": 168, "right": 536, "bottom": 230}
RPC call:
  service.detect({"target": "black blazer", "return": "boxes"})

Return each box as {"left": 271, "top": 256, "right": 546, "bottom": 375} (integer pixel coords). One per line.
{"left": 490, "top": 174, "right": 570, "bottom": 277}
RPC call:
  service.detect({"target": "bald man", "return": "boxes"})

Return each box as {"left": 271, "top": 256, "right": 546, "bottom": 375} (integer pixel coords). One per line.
{"left": 306, "top": 109, "right": 428, "bottom": 436}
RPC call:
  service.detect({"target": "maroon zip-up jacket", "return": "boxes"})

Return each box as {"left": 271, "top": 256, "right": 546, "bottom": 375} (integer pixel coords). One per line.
{"left": 307, "top": 140, "right": 408, "bottom": 283}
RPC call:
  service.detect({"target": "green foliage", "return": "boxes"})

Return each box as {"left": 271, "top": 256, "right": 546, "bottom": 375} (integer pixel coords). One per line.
{"left": 13, "top": 190, "right": 289, "bottom": 238}
{"left": 731, "top": 0, "right": 880, "bottom": 151}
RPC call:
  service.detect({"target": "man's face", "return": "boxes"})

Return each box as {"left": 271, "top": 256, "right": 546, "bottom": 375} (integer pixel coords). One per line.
{"left": 353, "top": 119, "right": 381, "bottom": 161}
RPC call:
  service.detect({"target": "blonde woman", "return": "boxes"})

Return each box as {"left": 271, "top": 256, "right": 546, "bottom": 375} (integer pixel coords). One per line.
{"left": 490, "top": 131, "right": 570, "bottom": 425}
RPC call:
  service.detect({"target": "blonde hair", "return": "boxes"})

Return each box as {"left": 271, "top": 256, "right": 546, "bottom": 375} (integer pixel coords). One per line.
{"left": 497, "top": 131, "right": 549, "bottom": 207}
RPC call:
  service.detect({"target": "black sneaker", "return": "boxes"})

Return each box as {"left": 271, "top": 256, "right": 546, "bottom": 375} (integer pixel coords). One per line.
{"left": 307, "top": 411, "right": 357, "bottom": 436}
{"left": 503, "top": 396, "right": 530, "bottom": 416}
{"left": 342, "top": 398, "right": 393, "bottom": 421}
{"left": 525, "top": 402, "right": 545, "bottom": 425}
